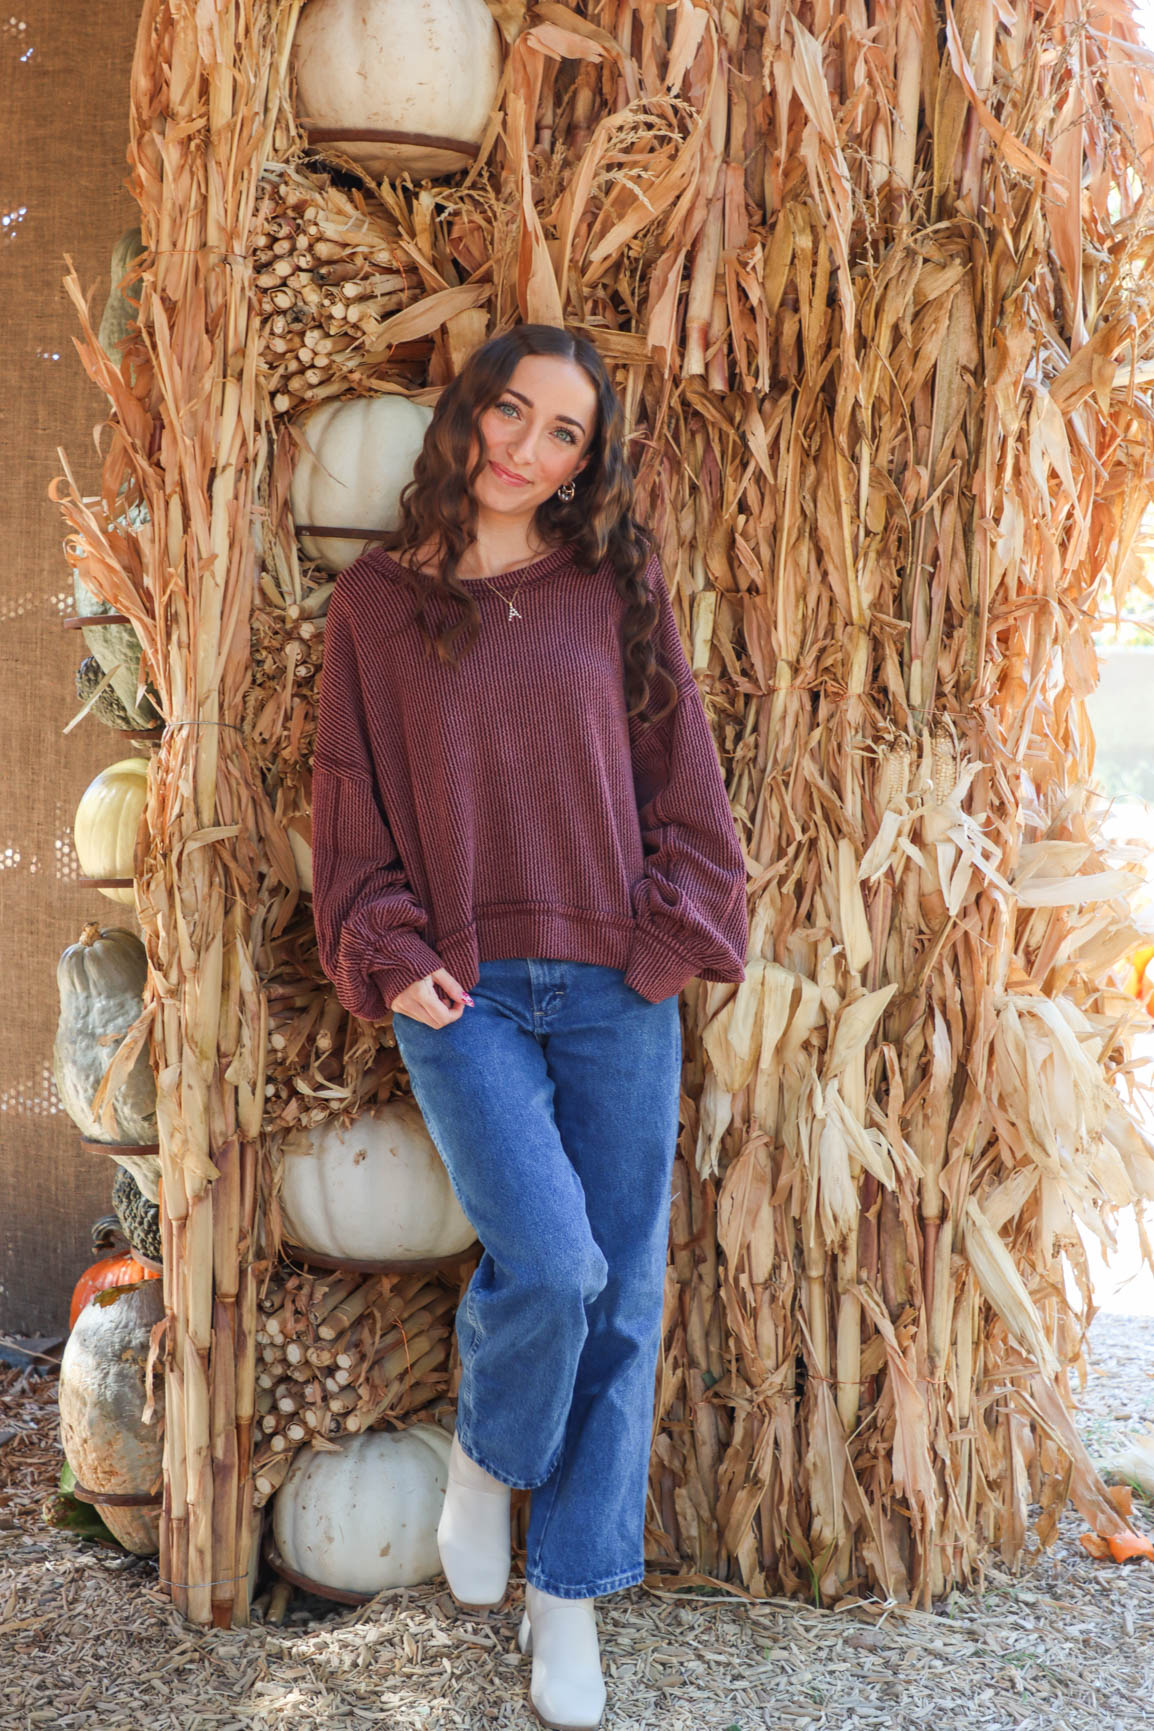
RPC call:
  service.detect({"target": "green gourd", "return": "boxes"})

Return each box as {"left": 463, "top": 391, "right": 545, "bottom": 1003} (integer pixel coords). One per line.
{"left": 112, "top": 1165, "right": 163, "bottom": 1265}
{"left": 72, "top": 568, "right": 159, "bottom": 732}
{"left": 71, "top": 498, "right": 160, "bottom": 732}
{"left": 76, "top": 655, "right": 139, "bottom": 731}
{"left": 52, "top": 923, "right": 159, "bottom": 1202}
{"left": 96, "top": 226, "right": 145, "bottom": 365}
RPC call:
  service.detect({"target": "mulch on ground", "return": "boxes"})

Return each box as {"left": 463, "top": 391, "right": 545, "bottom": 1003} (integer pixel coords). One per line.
{"left": 1, "top": 1316, "right": 1152, "bottom": 1731}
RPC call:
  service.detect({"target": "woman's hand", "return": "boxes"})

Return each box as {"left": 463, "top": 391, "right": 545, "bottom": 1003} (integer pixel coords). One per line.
{"left": 391, "top": 969, "right": 472, "bottom": 1028}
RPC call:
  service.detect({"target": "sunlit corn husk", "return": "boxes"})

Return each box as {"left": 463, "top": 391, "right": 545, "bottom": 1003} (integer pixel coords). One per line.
{"left": 55, "top": 0, "right": 1154, "bottom": 1622}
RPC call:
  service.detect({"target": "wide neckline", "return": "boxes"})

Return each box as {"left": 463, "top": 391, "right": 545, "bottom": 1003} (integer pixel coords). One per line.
{"left": 376, "top": 542, "right": 578, "bottom": 587}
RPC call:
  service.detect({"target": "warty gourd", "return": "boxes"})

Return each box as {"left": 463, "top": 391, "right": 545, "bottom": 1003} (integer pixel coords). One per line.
{"left": 58, "top": 1278, "right": 165, "bottom": 1555}
{"left": 53, "top": 922, "right": 160, "bottom": 1202}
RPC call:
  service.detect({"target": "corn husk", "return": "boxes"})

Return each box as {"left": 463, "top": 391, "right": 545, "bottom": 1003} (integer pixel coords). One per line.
{"left": 56, "top": 0, "right": 1154, "bottom": 1620}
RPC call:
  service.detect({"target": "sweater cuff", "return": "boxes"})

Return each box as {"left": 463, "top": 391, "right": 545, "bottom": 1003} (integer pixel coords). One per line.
{"left": 373, "top": 934, "right": 445, "bottom": 1013}
{"left": 623, "top": 926, "right": 700, "bottom": 1004}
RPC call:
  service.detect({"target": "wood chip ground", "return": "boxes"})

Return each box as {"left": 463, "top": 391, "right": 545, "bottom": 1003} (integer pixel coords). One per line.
{"left": 2, "top": 1313, "right": 1152, "bottom": 1731}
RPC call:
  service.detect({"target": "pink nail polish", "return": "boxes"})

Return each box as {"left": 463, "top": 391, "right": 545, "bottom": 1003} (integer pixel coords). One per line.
{"left": 462, "top": 993, "right": 475, "bottom": 1006}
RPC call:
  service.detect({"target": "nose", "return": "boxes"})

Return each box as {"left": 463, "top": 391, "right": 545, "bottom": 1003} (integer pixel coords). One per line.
{"left": 507, "top": 421, "right": 542, "bottom": 466}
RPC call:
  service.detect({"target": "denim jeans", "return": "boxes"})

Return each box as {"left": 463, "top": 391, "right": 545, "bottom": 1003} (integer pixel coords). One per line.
{"left": 391, "top": 958, "right": 682, "bottom": 1600}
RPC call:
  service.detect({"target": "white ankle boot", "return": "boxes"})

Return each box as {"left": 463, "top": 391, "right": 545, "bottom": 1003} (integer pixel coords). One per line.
{"left": 436, "top": 1431, "right": 511, "bottom": 1609}
{"left": 517, "top": 1582, "right": 607, "bottom": 1730}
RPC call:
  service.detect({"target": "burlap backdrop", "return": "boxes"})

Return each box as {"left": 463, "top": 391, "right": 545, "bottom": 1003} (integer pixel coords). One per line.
{"left": 0, "top": 0, "right": 146, "bottom": 1335}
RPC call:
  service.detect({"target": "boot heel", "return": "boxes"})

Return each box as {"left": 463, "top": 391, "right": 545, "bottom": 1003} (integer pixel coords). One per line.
{"left": 519, "top": 1585, "right": 606, "bottom": 1730}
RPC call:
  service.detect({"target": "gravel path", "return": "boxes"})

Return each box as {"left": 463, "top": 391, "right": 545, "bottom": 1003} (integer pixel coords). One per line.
{"left": 1, "top": 1304, "right": 1151, "bottom": 1731}
{"left": 1076, "top": 1312, "right": 1154, "bottom": 1451}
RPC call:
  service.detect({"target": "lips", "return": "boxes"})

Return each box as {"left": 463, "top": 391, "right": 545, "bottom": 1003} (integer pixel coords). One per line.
{"left": 489, "top": 461, "right": 531, "bottom": 486}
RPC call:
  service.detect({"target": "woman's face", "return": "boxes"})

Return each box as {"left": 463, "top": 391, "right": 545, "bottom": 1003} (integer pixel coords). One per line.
{"left": 469, "top": 353, "right": 598, "bottom": 521}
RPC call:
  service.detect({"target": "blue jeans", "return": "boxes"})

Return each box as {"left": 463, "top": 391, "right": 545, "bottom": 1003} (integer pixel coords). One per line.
{"left": 391, "top": 958, "right": 682, "bottom": 1600}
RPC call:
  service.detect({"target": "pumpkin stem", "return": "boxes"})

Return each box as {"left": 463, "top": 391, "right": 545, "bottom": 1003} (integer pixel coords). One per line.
{"left": 80, "top": 921, "right": 103, "bottom": 946}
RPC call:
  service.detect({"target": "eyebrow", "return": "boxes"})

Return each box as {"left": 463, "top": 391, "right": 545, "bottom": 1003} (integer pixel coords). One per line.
{"left": 501, "top": 387, "right": 588, "bottom": 433}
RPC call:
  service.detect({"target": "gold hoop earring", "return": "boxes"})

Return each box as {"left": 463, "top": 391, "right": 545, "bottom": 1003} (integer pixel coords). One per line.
{"left": 556, "top": 480, "right": 576, "bottom": 503}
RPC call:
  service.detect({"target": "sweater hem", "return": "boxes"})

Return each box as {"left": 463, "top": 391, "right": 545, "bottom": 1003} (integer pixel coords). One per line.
{"left": 428, "top": 907, "right": 744, "bottom": 1006}
{"left": 435, "top": 909, "right": 637, "bottom": 993}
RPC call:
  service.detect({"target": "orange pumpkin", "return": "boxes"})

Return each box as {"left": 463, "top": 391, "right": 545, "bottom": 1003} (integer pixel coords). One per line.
{"left": 69, "top": 1255, "right": 159, "bottom": 1328}
{"left": 1121, "top": 942, "right": 1154, "bottom": 1013}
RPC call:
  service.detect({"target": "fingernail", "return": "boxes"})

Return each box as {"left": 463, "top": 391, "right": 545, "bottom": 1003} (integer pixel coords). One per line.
{"left": 462, "top": 993, "right": 475, "bottom": 1006}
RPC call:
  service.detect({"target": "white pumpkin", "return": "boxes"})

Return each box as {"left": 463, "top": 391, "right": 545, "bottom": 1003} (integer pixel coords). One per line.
{"left": 73, "top": 756, "right": 149, "bottom": 903}
{"left": 273, "top": 1422, "right": 452, "bottom": 1594}
{"left": 58, "top": 1278, "right": 165, "bottom": 1555}
{"left": 280, "top": 1098, "right": 477, "bottom": 1264}
{"left": 292, "top": 0, "right": 503, "bottom": 180}
{"left": 290, "top": 396, "right": 433, "bottom": 571}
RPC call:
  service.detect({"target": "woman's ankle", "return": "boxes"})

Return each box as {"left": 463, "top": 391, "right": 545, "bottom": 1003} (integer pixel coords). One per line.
{"left": 450, "top": 1430, "right": 510, "bottom": 1493}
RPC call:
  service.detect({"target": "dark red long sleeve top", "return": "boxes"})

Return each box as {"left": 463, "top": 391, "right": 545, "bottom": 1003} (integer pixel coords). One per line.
{"left": 311, "top": 541, "right": 748, "bottom": 1017}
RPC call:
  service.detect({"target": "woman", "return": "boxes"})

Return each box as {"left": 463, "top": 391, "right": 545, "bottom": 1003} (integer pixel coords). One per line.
{"left": 311, "top": 324, "right": 747, "bottom": 1731}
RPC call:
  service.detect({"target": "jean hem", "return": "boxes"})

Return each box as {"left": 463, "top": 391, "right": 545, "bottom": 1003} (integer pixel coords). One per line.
{"left": 524, "top": 1564, "right": 645, "bottom": 1600}
{"left": 454, "top": 1421, "right": 563, "bottom": 1493}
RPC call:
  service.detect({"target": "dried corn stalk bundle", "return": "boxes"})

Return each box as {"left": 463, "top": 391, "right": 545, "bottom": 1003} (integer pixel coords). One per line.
{"left": 625, "top": 1, "right": 1154, "bottom": 1605}
{"left": 56, "top": 0, "right": 308, "bottom": 1626}
{"left": 251, "top": 168, "right": 450, "bottom": 412}
{"left": 55, "top": 0, "right": 1154, "bottom": 1623}
{"left": 250, "top": 1263, "right": 467, "bottom": 1504}
{"left": 260, "top": 930, "right": 401, "bottom": 1136}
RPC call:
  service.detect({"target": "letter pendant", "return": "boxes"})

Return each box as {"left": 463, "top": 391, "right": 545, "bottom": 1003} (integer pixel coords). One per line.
{"left": 507, "top": 599, "right": 521, "bottom": 622}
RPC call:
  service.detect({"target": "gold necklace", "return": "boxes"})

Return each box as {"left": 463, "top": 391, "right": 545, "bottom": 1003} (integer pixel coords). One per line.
{"left": 468, "top": 547, "right": 551, "bottom": 621}
{"left": 475, "top": 570, "right": 524, "bottom": 622}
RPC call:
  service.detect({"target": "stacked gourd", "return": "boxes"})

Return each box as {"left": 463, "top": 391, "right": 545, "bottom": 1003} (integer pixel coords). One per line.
{"left": 273, "top": 1424, "right": 453, "bottom": 1597}
{"left": 54, "top": 226, "right": 166, "bottom": 1552}
{"left": 53, "top": 0, "right": 501, "bottom": 1612}
{"left": 249, "top": 0, "right": 499, "bottom": 1600}
{"left": 53, "top": 922, "right": 159, "bottom": 1195}
{"left": 292, "top": 0, "right": 501, "bottom": 177}
{"left": 58, "top": 1277, "right": 166, "bottom": 1554}
{"left": 262, "top": 1086, "right": 479, "bottom": 1597}
{"left": 53, "top": 919, "right": 165, "bottom": 1551}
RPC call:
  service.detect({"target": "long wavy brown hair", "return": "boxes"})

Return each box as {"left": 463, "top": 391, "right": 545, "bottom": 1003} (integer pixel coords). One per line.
{"left": 378, "top": 324, "right": 678, "bottom": 729}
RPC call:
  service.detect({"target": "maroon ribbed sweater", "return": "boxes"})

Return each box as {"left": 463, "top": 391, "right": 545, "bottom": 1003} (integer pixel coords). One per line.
{"left": 311, "top": 541, "right": 748, "bottom": 1017}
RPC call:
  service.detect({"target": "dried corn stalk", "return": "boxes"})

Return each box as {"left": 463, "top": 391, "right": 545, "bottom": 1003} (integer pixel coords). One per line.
{"left": 250, "top": 1263, "right": 468, "bottom": 1503}
{"left": 57, "top": 0, "right": 1154, "bottom": 1622}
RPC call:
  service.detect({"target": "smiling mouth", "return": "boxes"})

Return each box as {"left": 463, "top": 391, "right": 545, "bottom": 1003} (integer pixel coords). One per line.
{"left": 489, "top": 462, "right": 531, "bottom": 486}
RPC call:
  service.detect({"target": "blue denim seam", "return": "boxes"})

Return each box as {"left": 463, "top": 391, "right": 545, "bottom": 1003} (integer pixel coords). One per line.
{"left": 453, "top": 1415, "right": 566, "bottom": 1493}
{"left": 525, "top": 1563, "right": 646, "bottom": 1599}
{"left": 459, "top": 1281, "right": 483, "bottom": 1380}
{"left": 399, "top": 1059, "right": 481, "bottom": 1248}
